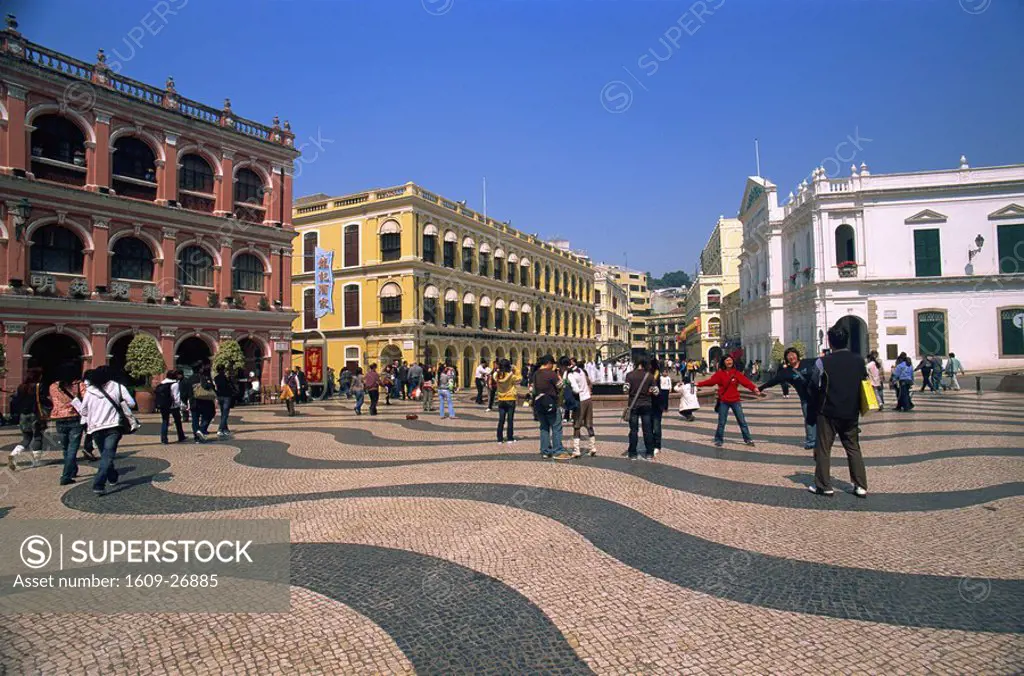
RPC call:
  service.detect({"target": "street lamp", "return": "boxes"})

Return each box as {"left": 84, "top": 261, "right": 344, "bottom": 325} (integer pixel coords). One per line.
{"left": 11, "top": 197, "right": 31, "bottom": 242}
{"left": 968, "top": 234, "right": 985, "bottom": 262}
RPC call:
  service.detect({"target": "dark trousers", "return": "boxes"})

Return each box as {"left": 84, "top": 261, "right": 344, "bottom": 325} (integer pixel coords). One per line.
{"left": 475, "top": 378, "right": 484, "bottom": 403}
{"left": 896, "top": 381, "right": 914, "bottom": 411}
{"left": 160, "top": 408, "right": 186, "bottom": 443}
{"left": 651, "top": 407, "right": 664, "bottom": 449}
{"left": 497, "top": 401, "right": 516, "bottom": 442}
{"left": 91, "top": 427, "right": 122, "bottom": 491}
{"left": 487, "top": 388, "right": 497, "bottom": 409}
{"left": 920, "top": 372, "right": 936, "bottom": 392}
{"left": 627, "top": 405, "right": 654, "bottom": 457}
{"left": 368, "top": 390, "right": 379, "bottom": 415}
{"left": 191, "top": 400, "right": 215, "bottom": 437}
{"left": 813, "top": 415, "right": 867, "bottom": 491}
{"left": 55, "top": 418, "right": 82, "bottom": 482}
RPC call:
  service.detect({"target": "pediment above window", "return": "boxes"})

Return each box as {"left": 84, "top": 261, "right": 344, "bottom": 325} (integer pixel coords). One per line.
{"left": 988, "top": 203, "right": 1024, "bottom": 220}
{"left": 904, "top": 209, "right": 947, "bottom": 224}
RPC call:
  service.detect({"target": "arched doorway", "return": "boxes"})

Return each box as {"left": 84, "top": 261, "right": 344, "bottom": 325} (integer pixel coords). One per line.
{"left": 444, "top": 345, "right": 457, "bottom": 369}
{"left": 380, "top": 344, "right": 402, "bottom": 366}
{"left": 494, "top": 347, "right": 505, "bottom": 362}
{"left": 708, "top": 345, "right": 723, "bottom": 366}
{"left": 835, "top": 315, "right": 869, "bottom": 356}
{"left": 27, "top": 333, "right": 83, "bottom": 385}
{"left": 176, "top": 336, "right": 212, "bottom": 376}
{"left": 462, "top": 346, "right": 475, "bottom": 389}
{"left": 480, "top": 346, "right": 491, "bottom": 367}
{"left": 238, "top": 337, "right": 264, "bottom": 380}
{"left": 108, "top": 333, "right": 138, "bottom": 385}
{"left": 423, "top": 344, "right": 438, "bottom": 368}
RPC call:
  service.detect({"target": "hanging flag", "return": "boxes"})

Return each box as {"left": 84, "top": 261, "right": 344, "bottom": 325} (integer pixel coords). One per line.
{"left": 678, "top": 317, "right": 701, "bottom": 341}
{"left": 314, "top": 247, "right": 334, "bottom": 318}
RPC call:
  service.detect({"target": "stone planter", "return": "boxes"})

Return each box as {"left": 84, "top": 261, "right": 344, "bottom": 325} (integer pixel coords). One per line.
{"left": 838, "top": 264, "right": 858, "bottom": 278}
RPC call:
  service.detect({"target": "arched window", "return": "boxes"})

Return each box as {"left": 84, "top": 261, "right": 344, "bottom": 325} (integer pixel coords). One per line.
{"left": 443, "top": 231, "right": 457, "bottom": 268}
{"left": 380, "top": 221, "right": 401, "bottom": 262}
{"left": 562, "top": 271, "right": 568, "bottom": 296}
{"left": 444, "top": 289, "right": 458, "bottom": 325}
{"left": 422, "top": 224, "right": 438, "bottom": 264}
{"left": 507, "top": 255, "right": 518, "bottom": 284}
{"left": 424, "top": 284, "right": 439, "bottom": 325}
{"left": 522, "top": 259, "right": 530, "bottom": 287}
{"left": 234, "top": 168, "right": 266, "bottom": 222}
{"left": 232, "top": 253, "right": 265, "bottom": 292}
{"left": 478, "top": 243, "right": 491, "bottom": 277}
{"left": 508, "top": 302, "right": 519, "bottom": 333}
{"left": 178, "top": 245, "right": 214, "bottom": 288}
{"left": 30, "top": 225, "right": 84, "bottom": 274}
{"left": 112, "top": 136, "right": 156, "bottom": 181}
{"left": 303, "top": 232, "right": 317, "bottom": 272}
{"left": 545, "top": 265, "right": 551, "bottom": 292}
{"left": 179, "top": 154, "right": 214, "bottom": 193}
{"left": 344, "top": 284, "right": 360, "bottom": 327}
{"left": 835, "top": 224, "right": 856, "bottom": 265}
{"left": 494, "top": 299, "right": 505, "bottom": 330}
{"left": 708, "top": 317, "right": 722, "bottom": 338}
{"left": 706, "top": 289, "right": 721, "bottom": 308}
{"left": 494, "top": 250, "right": 504, "bottom": 281}
{"left": 546, "top": 307, "right": 553, "bottom": 334}
{"left": 521, "top": 303, "right": 531, "bottom": 333}
{"left": 479, "top": 296, "right": 492, "bottom": 328}
{"left": 380, "top": 282, "right": 402, "bottom": 323}
{"left": 571, "top": 275, "right": 577, "bottom": 299}
{"left": 462, "top": 293, "right": 476, "bottom": 327}
{"left": 112, "top": 136, "right": 157, "bottom": 200}
{"left": 111, "top": 236, "right": 154, "bottom": 280}
{"left": 344, "top": 224, "right": 359, "bottom": 267}
{"left": 234, "top": 168, "right": 264, "bottom": 204}
{"left": 462, "top": 237, "right": 475, "bottom": 273}
{"left": 30, "top": 114, "right": 87, "bottom": 186}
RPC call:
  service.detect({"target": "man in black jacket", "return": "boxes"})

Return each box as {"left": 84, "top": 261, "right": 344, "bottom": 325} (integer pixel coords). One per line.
{"left": 806, "top": 323, "right": 869, "bottom": 498}
{"left": 213, "top": 365, "right": 235, "bottom": 438}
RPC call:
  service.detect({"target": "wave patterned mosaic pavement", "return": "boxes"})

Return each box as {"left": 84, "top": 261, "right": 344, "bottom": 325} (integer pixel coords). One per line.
{"left": 1, "top": 391, "right": 1023, "bottom": 674}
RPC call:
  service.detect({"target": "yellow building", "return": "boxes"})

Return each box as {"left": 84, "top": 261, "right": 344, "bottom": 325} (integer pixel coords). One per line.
{"left": 596, "top": 264, "right": 650, "bottom": 353}
{"left": 645, "top": 311, "right": 688, "bottom": 365}
{"left": 291, "top": 183, "right": 596, "bottom": 386}
{"left": 681, "top": 217, "right": 743, "bottom": 364}
{"left": 594, "top": 270, "right": 631, "bottom": 358}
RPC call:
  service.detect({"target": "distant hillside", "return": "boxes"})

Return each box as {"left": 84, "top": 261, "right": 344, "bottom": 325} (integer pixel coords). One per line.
{"left": 648, "top": 270, "right": 691, "bottom": 290}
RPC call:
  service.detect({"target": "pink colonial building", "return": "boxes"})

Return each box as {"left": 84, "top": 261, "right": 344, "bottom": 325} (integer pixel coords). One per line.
{"left": 0, "top": 16, "right": 299, "bottom": 394}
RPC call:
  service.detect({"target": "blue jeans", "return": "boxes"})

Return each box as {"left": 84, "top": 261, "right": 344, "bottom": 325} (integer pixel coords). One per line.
{"left": 217, "top": 396, "right": 232, "bottom": 433}
{"left": 438, "top": 389, "right": 455, "bottom": 418}
{"left": 538, "top": 409, "right": 565, "bottom": 455}
{"left": 55, "top": 418, "right": 83, "bottom": 482}
{"left": 91, "top": 427, "right": 122, "bottom": 491}
{"left": 354, "top": 391, "right": 365, "bottom": 413}
{"left": 628, "top": 406, "right": 654, "bottom": 456}
{"left": 799, "top": 398, "right": 818, "bottom": 448}
{"left": 715, "top": 401, "right": 752, "bottom": 443}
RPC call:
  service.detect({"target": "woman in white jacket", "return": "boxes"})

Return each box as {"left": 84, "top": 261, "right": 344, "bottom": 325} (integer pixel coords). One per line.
{"left": 78, "top": 366, "right": 135, "bottom": 496}
{"left": 674, "top": 369, "right": 700, "bottom": 421}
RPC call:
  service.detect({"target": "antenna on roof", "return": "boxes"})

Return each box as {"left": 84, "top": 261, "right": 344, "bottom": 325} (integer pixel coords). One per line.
{"left": 482, "top": 177, "right": 487, "bottom": 219}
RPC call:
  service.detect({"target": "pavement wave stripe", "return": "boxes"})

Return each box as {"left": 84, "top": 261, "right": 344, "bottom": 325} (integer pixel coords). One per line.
{"left": 61, "top": 460, "right": 1023, "bottom": 634}
{"left": 291, "top": 543, "right": 592, "bottom": 675}
{"left": 211, "top": 430, "right": 1024, "bottom": 513}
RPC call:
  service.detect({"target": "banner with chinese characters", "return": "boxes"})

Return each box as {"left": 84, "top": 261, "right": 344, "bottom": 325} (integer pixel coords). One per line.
{"left": 304, "top": 345, "right": 324, "bottom": 384}
{"left": 314, "top": 247, "right": 334, "bottom": 319}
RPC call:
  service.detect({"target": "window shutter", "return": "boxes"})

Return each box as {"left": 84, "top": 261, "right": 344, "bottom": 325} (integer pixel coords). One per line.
{"left": 344, "top": 286, "right": 359, "bottom": 327}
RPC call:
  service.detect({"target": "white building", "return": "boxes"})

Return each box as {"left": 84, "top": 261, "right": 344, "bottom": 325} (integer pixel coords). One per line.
{"left": 737, "top": 157, "right": 1024, "bottom": 371}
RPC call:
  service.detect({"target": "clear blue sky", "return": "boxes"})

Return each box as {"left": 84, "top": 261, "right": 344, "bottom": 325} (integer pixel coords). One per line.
{"left": 16, "top": 0, "right": 1024, "bottom": 276}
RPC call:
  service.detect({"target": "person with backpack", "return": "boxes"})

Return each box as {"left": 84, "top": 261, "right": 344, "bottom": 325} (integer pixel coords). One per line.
{"left": 438, "top": 365, "right": 457, "bottom": 419}
{"left": 533, "top": 355, "right": 569, "bottom": 459}
{"left": 78, "top": 365, "right": 136, "bottom": 496}
{"left": 494, "top": 359, "right": 518, "bottom": 443}
{"left": 805, "top": 323, "right": 870, "bottom": 498}
{"left": 559, "top": 356, "right": 579, "bottom": 426}
{"left": 567, "top": 358, "right": 597, "bottom": 457}
{"left": 696, "top": 355, "right": 763, "bottom": 448}
{"left": 190, "top": 366, "right": 217, "bottom": 442}
{"left": 156, "top": 370, "right": 186, "bottom": 444}
{"left": 48, "top": 361, "right": 85, "bottom": 484}
{"left": 7, "top": 368, "right": 49, "bottom": 470}
{"left": 213, "top": 364, "right": 236, "bottom": 437}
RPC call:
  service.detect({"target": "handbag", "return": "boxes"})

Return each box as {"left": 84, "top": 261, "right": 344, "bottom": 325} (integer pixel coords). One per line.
{"left": 859, "top": 379, "right": 879, "bottom": 415}
{"left": 98, "top": 384, "right": 140, "bottom": 435}
{"left": 621, "top": 373, "right": 650, "bottom": 422}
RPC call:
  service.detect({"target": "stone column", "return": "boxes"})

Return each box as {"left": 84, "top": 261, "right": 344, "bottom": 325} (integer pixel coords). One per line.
{"left": 281, "top": 168, "right": 294, "bottom": 227}
{"left": 3, "top": 83, "right": 28, "bottom": 173}
{"left": 218, "top": 238, "right": 233, "bottom": 302}
{"left": 4, "top": 203, "right": 25, "bottom": 286}
{"left": 91, "top": 217, "right": 109, "bottom": 292}
{"left": 159, "top": 326, "right": 177, "bottom": 369}
{"left": 89, "top": 324, "right": 108, "bottom": 367}
{"left": 281, "top": 248, "right": 293, "bottom": 309}
{"left": 159, "top": 227, "right": 177, "bottom": 297}
{"left": 88, "top": 110, "right": 112, "bottom": 191}
{"left": 160, "top": 133, "right": 178, "bottom": 204}
{"left": 269, "top": 247, "right": 282, "bottom": 308}
{"left": 2, "top": 322, "right": 26, "bottom": 401}
{"left": 216, "top": 151, "right": 235, "bottom": 216}
{"left": 268, "top": 166, "right": 283, "bottom": 226}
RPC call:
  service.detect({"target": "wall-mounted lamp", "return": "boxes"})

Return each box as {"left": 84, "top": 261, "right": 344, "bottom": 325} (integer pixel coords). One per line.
{"left": 11, "top": 197, "right": 31, "bottom": 242}
{"left": 968, "top": 234, "right": 985, "bottom": 262}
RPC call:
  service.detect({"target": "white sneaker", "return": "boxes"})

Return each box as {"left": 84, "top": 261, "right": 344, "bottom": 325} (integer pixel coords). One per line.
{"left": 31, "top": 451, "right": 42, "bottom": 468}
{"left": 854, "top": 486, "right": 867, "bottom": 498}
{"left": 653, "top": 448, "right": 660, "bottom": 457}
{"left": 571, "top": 450, "right": 581, "bottom": 458}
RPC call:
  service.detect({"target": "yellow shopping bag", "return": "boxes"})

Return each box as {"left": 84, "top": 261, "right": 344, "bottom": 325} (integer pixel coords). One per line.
{"left": 859, "top": 379, "right": 879, "bottom": 415}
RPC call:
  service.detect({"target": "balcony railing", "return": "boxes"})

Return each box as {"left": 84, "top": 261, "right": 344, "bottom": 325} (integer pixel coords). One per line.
{"left": 15, "top": 37, "right": 291, "bottom": 147}
{"left": 31, "top": 156, "right": 86, "bottom": 187}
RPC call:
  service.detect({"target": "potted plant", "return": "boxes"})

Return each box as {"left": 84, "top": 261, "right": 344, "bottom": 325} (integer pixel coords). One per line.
{"left": 144, "top": 168, "right": 156, "bottom": 182}
{"left": 231, "top": 293, "right": 246, "bottom": 309}
{"left": 207, "top": 291, "right": 220, "bottom": 308}
{"left": 124, "top": 332, "right": 165, "bottom": 414}
{"left": 178, "top": 287, "right": 191, "bottom": 306}
{"left": 258, "top": 296, "right": 270, "bottom": 311}
{"left": 73, "top": 149, "right": 86, "bottom": 167}
{"left": 212, "top": 338, "right": 245, "bottom": 378}
{"left": 837, "top": 260, "right": 858, "bottom": 278}
{"left": 802, "top": 266, "right": 812, "bottom": 281}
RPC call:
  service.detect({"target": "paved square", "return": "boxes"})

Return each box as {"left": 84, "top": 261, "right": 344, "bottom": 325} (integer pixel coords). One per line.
{"left": 1, "top": 389, "right": 1022, "bottom": 674}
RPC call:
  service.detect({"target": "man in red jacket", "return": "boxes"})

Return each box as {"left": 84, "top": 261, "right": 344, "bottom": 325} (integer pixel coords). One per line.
{"left": 697, "top": 355, "right": 763, "bottom": 447}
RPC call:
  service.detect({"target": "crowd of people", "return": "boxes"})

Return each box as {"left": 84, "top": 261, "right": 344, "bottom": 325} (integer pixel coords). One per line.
{"left": 4, "top": 323, "right": 973, "bottom": 501}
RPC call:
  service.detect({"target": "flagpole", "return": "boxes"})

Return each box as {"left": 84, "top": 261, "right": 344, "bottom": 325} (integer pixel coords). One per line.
{"left": 483, "top": 177, "right": 487, "bottom": 219}
{"left": 754, "top": 138, "right": 761, "bottom": 177}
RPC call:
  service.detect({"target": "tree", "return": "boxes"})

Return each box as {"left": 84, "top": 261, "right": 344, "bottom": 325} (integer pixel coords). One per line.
{"left": 649, "top": 270, "right": 692, "bottom": 290}
{"left": 790, "top": 339, "right": 807, "bottom": 360}
{"left": 125, "top": 333, "right": 166, "bottom": 383}
{"left": 770, "top": 339, "right": 785, "bottom": 367}
{"left": 213, "top": 339, "right": 245, "bottom": 374}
